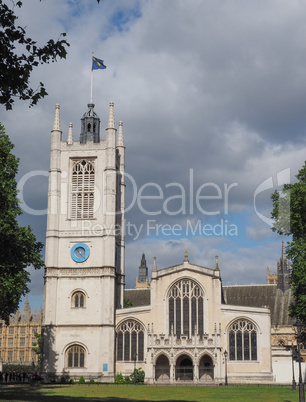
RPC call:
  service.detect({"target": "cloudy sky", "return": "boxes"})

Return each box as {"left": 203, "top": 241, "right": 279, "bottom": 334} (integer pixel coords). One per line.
{"left": 2, "top": 0, "right": 306, "bottom": 312}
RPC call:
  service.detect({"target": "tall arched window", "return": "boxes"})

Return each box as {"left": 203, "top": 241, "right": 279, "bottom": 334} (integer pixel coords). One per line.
{"left": 228, "top": 319, "right": 257, "bottom": 361}
{"left": 66, "top": 345, "right": 85, "bottom": 368}
{"left": 72, "top": 291, "right": 85, "bottom": 308}
{"left": 168, "top": 279, "right": 204, "bottom": 338}
{"left": 71, "top": 159, "right": 95, "bottom": 219}
{"left": 116, "top": 320, "right": 145, "bottom": 362}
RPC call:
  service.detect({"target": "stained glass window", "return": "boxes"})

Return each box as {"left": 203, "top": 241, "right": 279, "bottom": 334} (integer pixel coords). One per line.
{"left": 228, "top": 319, "right": 257, "bottom": 361}
{"left": 168, "top": 279, "right": 204, "bottom": 338}
{"left": 116, "top": 320, "right": 145, "bottom": 362}
{"left": 67, "top": 345, "right": 85, "bottom": 368}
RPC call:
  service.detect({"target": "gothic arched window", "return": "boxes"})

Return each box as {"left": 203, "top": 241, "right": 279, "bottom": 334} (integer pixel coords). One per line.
{"left": 168, "top": 279, "right": 204, "bottom": 338}
{"left": 72, "top": 291, "right": 85, "bottom": 308}
{"left": 66, "top": 345, "right": 85, "bottom": 368}
{"left": 228, "top": 319, "right": 257, "bottom": 361}
{"left": 116, "top": 320, "right": 145, "bottom": 362}
{"left": 71, "top": 159, "right": 95, "bottom": 219}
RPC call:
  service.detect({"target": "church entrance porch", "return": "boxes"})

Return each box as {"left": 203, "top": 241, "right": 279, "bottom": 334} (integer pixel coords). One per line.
{"left": 175, "top": 355, "right": 193, "bottom": 382}
{"left": 199, "top": 354, "right": 214, "bottom": 382}
{"left": 155, "top": 355, "right": 170, "bottom": 382}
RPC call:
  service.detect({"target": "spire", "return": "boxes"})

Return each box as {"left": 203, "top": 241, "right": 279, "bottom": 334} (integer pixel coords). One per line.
{"left": 138, "top": 252, "right": 148, "bottom": 283}
{"left": 67, "top": 122, "right": 73, "bottom": 144}
{"left": 107, "top": 101, "right": 115, "bottom": 129}
{"left": 152, "top": 257, "right": 157, "bottom": 272}
{"left": 117, "top": 121, "right": 124, "bottom": 146}
{"left": 282, "top": 241, "right": 285, "bottom": 260}
{"left": 52, "top": 103, "right": 61, "bottom": 132}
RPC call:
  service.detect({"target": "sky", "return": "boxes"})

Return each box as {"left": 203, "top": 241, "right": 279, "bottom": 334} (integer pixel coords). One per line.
{"left": 1, "top": 0, "right": 306, "bottom": 312}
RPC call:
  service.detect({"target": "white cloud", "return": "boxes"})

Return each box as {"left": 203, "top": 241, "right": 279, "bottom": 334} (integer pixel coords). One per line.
{"left": 2, "top": 0, "right": 305, "bottom": 310}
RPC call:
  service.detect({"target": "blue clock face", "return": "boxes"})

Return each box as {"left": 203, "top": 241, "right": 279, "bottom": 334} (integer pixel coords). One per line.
{"left": 71, "top": 243, "right": 90, "bottom": 263}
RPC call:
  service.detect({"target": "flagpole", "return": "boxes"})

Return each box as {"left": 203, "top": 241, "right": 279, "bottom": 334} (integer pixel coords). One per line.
{"left": 90, "top": 53, "right": 93, "bottom": 103}
{"left": 90, "top": 67, "right": 93, "bottom": 103}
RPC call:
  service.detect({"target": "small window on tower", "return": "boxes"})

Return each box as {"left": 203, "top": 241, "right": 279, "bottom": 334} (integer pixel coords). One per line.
{"left": 72, "top": 291, "right": 86, "bottom": 308}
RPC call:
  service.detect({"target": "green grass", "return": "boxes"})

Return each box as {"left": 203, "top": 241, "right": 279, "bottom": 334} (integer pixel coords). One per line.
{"left": 0, "top": 384, "right": 300, "bottom": 402}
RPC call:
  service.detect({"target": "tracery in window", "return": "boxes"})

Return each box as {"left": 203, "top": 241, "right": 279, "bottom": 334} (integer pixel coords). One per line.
{"left": 71, "top": 159, "right": 95, "bottom": 219}
{"left": 229, "top": 319, "right": 257, "bottom": 361}
{"left": 72, "top": 291, "right": 85, "bottom": 308}
{"left": 116, "top": 320, "right": 145, "bottom": 362}
{"left": 67, "top": 345, "right": 85, "bottom": 368}
{"left": 168, "top": 279, "right": 204, "bottom": 338}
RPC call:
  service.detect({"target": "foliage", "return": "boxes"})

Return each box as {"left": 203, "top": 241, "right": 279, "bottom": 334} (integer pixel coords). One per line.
{"left": 32, "top": 332, "right": 42, "bottom": 369}
{"left": 2, "top": 363, "right": 36, "bottom": 373}
{"left": 89, "top": 378, "right": 95, "bottom": 383}
{"left": 132, "top": 367, "right": 145, "bottom": 383}
{"left": 60, "top": 375, "right": 67, "bottom": 383}
{"left": 124, "top": 298, "right": 133, "bottom": 308}
{"left": 79, "top": 376, "right": 85, "bottom": 384}
{"left": 0, "top": 124, "right": 44, "bottom": 323}
{"left": 115, "top": 368, "right": 145, "bottom": 384}
{"left": 271, "top": 161, "right": 306, "bottom": 325}
{"left": 0, "top": 0, "right": 70, "bottom": 110}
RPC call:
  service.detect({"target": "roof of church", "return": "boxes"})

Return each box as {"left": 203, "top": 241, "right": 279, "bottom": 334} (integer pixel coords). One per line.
{"left": 124, "top": 284, "right": 293, "bottom": 327}
{"left": 124, "top": 289, "right": 150, "bottom": 307}
{"left": 223, "top": 284, "right": 293, "bottom": 326}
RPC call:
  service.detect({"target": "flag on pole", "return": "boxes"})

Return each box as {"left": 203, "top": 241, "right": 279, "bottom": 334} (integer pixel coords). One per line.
{"left": 92, "top": 56, "right": 106, "bottom": 70}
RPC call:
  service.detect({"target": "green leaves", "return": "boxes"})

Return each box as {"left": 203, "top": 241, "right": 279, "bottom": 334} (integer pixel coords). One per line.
{"left": 0, "top": 1, "right": 69, "bottom": 110}
{"left": 0, "top": 124, "right": 44, "bottom": 324}
{"left": 271, "top": 161, "right": 306, "bottom": 325}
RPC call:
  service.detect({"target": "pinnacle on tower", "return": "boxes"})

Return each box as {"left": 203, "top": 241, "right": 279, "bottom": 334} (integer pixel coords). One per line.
{"left": 215, "top": 255, "right": 220, "bottom": 271}
{"left": 107, "top": 101, "right": 115, "bottom": 129}
{"left": 152, "top": 256, "right": 157, "bottom": 272}
{"left": 117, "top": 121, "right": 124, "bottom": 147}
{"left": 67, "top": 123, "right": 73, "bottom": 144}
{"left": 52, "top": 103, "right": 61, "bottom": 132}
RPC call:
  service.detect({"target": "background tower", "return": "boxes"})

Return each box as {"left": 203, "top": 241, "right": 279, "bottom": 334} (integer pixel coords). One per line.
{"left": 42, "top": 101, "right": 125, "bottom": 381}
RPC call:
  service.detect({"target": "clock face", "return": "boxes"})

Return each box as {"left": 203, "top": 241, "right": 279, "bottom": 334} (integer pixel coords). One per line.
{"left": 71, "top": 243, "right": 90, "bottom": 263}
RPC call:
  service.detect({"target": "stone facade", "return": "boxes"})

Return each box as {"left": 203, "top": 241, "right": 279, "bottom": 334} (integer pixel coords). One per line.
{"left": 0, "top": 299, "right": 42, "bottom": 365}
{"left": 41, "top": 102, "right": 125, "bottom": 382}
{"left": 41, "top": 100, "right": 299, "bottom": 384}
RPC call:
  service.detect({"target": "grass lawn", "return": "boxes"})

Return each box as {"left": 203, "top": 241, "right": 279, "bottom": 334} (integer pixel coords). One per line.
{"left": 0, "top": 384, "right": 299, "bottom": 402}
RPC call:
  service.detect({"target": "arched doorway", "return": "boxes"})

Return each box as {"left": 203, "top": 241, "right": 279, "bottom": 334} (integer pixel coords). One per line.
{"left": 199, "top": 354, "right": 214, "bottom": 382}
{"left": 155, "top": 355, "right": 170, "bottom": 382}
{"left": 175, "top": 355, "right": 193, "bottom": 381}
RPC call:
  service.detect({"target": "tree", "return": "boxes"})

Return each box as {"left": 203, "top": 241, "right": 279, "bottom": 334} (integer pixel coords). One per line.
{"left": 32, "top": 332, "right": 42, "bottom": 369}
{"left": 0, "top": 0, "right": 69, "bottom": 110}
{"left": 0, "top": 124, "right": 44, "bottom": 324}
{"left": 0, "top": 0, "right": 104, "bottom": 110}
{"left": 271, "top": 161, "right": 306, "bottom": 324}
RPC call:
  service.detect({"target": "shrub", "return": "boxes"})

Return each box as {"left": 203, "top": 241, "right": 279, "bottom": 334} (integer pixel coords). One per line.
{"left": 115, "top": 373, "right": 124, "bottom": 384}
{"left": 79, "top": 376, "right": 85, "bottom": 384}
{"left": 89, "top": 378, "right": 95, "bottom": 383}
{"left": 131, "top": 368, "right": 145, "bottom": 384}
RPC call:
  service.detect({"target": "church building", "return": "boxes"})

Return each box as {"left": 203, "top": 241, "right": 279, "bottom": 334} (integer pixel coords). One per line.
{"left": 41, "top": 101, "right": 294, "bottom": 384}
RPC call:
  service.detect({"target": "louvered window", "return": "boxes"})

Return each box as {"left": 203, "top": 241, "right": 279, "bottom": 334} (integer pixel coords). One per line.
{"left": 71, "top": 159, "right": 95, "bottom": 219}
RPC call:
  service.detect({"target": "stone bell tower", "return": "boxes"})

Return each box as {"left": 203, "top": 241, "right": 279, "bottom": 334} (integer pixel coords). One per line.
{"left": 41, "top": 101, "right": 125, "bottom": 381}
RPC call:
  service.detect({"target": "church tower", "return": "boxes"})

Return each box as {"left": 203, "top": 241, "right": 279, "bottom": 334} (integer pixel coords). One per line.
{"left": 42, "top": 102, "right": 125, "bottom": 381}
